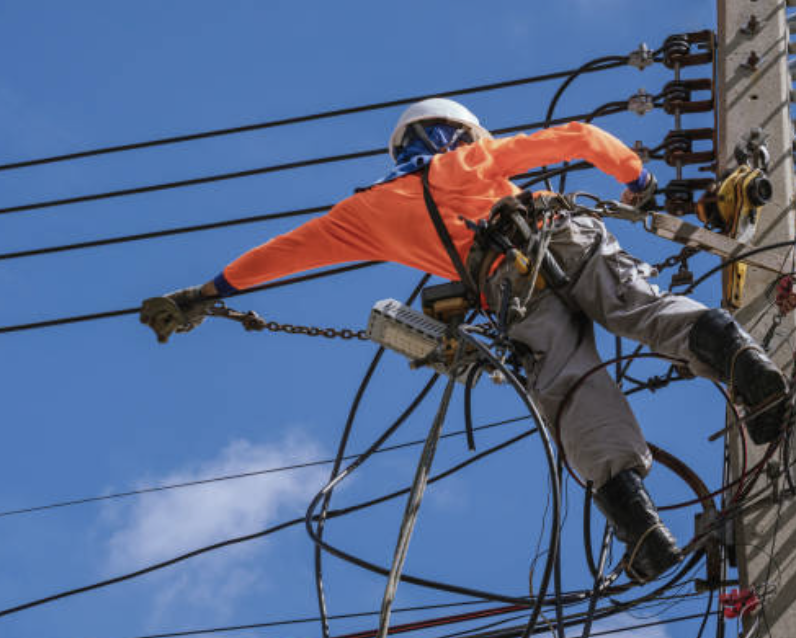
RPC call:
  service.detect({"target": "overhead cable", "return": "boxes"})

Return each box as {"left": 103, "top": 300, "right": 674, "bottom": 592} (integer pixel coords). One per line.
{"left": 96, "top": 600, "right": 503, "bottom": 638}
{"left": 0, "top": 205, "right": 330, "bottom": 262}
{"left": 0, "top": 103, "right": 639, "bottom": 266}
{"left": 0, "top": 261, "right": 382, "bottom": 335}
{"left": 80, "top": 595, "right": 710, "bottom": 638}
{"left": 0, "top": 416, "right": 529, "bottom": 519}
{"left": 0, "top": 59, "right": 629, "bottom": 173}
{"left": 0, "top": 423, "right": 538, "bottom": 618}
{"left": 0, "top": 105, "right": 635, "bottom": 218}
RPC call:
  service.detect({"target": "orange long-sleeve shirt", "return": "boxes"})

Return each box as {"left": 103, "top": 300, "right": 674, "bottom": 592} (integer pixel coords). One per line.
{"left": 219, "top": 122, "right": 642, "bottom": 291}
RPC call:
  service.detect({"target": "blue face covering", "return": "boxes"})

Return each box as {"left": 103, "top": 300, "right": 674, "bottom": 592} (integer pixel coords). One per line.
{"left": 395, "top": 123, "right": 464, "bottom": 163}
{"left": 370, "top": 123, "right": 467, "bottom": 187}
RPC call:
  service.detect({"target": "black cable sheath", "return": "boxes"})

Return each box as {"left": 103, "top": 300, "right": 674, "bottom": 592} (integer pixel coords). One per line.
{"left": 463, "top": 363, "right": 482, "bottom": 451}
{"left": 539, "top": 56, "right": 628, "bottom": 191}
{"left": 0, "top": 416, "right": 535, "bottom": 619}
{"left": 0, "top": 61, "right": 629, "bottom": 172}
{"left": 314, "top": 274, "right": 430, "bottom": 638}
{"left": 0, "top": 517, "right": 303, "bottom": 619}
{"left": 305, "top": 424, "right": 540, "bottom": 605}
{"left": 315, "top": 345, "right": 386, "bottom": 638}
{"left": 456, "top": 328, "right": 561, "bottom": 636}
{"left": 580, "top": 522, "right": 613, "bottom": 638}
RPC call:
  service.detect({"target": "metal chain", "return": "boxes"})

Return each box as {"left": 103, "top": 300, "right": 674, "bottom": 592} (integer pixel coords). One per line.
{"left": 652, "top": 245, "right": 700, "bottom": 273}
{"left": 208, "top": 303, "right": 369, "bottom": 341}
{"left": 261, "top": 320, "right": 368, "bottom": 341}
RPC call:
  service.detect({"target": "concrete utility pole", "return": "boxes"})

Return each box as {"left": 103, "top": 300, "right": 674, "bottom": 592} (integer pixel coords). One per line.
{"left": 717, "top": 1, "right": 796, "bottom": 635}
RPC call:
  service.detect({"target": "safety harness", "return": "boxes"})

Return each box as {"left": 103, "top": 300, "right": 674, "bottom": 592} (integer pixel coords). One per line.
{"left": 419, "top": 163, "right": 570, "bottom": 326}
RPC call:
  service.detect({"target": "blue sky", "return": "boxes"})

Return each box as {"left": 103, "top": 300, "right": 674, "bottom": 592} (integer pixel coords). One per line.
{"left": 0, "top": 2, "right": 733, "bottom": 638}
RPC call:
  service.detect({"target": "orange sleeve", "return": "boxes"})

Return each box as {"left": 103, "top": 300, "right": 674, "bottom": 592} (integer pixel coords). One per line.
{"left": 221, "top": 197, "right": 380, "bottom": 290}
{"left": 445, "top": 122, "right": 642, "bottom": 185}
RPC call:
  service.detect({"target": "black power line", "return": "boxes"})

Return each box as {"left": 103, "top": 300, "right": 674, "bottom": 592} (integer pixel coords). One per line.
{"left": 0, "top": 205, "right": 330, "bottom": 261}
{"left": 0, "top": 148, "right": 383, "bottom": 216}
{"left": 0, "top": 106, "right": 632, "bottom": 218}
{"left": 0, "top": 102, "right": 640, "bottom": 266}
{"left": 0, "top": 261, "right": 382, "bottom": 335}
{"left": 0, "top": 60, "right": 629, "bottom": 173}
{"left": 109, "top": 600, "right": 501, "bottom": 638}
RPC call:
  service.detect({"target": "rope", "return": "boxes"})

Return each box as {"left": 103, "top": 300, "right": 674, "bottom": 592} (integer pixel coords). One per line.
{"left": 623, "top": 522, "right": 667, "bottom": 584}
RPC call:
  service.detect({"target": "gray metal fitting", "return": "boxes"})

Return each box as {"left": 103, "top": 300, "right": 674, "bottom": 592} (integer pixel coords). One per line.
{"left": 628, "top": 88, "right": 655, "bottom": 116}
{"left": 628, "top": 42, "right": 655, "bottom": 70}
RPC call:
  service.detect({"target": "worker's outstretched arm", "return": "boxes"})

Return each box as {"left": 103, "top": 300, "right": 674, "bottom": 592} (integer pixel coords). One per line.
{"left": 141, "top": 197, "right": 380, "bottom": 342}
{"left": 446, "top": 121, "right": 654, "bottom": 204}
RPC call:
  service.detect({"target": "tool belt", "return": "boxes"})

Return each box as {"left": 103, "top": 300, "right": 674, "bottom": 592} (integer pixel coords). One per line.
{"left": 420, "top": 166, "right": 570, "bottom": 325}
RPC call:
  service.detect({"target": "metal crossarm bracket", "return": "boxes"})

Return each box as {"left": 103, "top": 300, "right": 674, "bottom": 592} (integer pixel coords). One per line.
{"left": 647, "top": 212, "right": 787, "bottom": 274}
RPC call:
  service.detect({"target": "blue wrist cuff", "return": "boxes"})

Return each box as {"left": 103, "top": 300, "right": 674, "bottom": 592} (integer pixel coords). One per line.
{"left": 213, "top": 272, "right": 238, "bottom": 297}
{"left": 625, "top": 168, "right": 649, "bottom": 193}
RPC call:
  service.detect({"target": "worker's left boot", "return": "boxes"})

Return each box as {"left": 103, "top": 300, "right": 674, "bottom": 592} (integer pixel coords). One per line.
{"left": 688, "top": 309, "right": 789, "bottom": 445}
{"left": 593, "top": 469, "right": 681, "bottom": 582}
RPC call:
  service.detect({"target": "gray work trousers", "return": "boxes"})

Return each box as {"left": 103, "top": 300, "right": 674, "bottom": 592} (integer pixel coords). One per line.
{"left": 489, "top": 214, "right": 708, "bottom": 488}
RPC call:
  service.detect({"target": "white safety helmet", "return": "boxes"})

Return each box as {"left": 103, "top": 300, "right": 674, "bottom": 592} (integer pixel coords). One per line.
{"left": 388, "top": 98, "right": 492, "bottom": 160}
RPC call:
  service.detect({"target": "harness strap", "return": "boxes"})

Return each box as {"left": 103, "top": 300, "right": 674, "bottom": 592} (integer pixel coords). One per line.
{"left": 420, "top": 163, "right": 479, "bottom": 299}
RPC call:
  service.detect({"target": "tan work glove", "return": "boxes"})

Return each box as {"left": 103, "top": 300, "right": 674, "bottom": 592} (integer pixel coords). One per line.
{"left": 140, "top": 286, "right": 215, "bottom": 343}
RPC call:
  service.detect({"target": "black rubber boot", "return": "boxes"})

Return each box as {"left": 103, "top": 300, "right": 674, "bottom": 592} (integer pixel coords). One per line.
{"left": 594, "top": 469, "right": 681, "bottom": 582}
{"left": 689, "top": 309, "right": 789, "bottom": 445}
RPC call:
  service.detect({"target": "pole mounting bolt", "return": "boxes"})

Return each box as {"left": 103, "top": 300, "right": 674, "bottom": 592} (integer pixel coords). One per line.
{"left": 741, "top": 51, "right": 761, "bottom": 71}
{"left": 740, "top": 15, "right": 760, "bottom": 36}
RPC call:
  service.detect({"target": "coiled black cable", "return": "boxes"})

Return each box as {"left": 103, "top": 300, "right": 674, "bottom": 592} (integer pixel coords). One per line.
{"left": 314, "top": 273, "right": 429, "bottom": 638}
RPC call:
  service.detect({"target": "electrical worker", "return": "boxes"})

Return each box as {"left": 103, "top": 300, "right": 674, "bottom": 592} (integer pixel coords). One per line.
{"left": 142, "top": 98, "right": 789, "bottom": 583}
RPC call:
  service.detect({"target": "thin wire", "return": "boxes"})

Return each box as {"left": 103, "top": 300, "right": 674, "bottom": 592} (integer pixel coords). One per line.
{"left": 0, "top": 106, "right": 633, "bottom": 218}
{"left": 0, "top": 416, "right": 529, "bottom": 519}
{"left": 0, "top": 419, "right": 538, "bottom": 618}
{"left": 0, "top": 60, "right": 629, "bottom": 172}
{"left": 84, "top": 600, "right": 499, "bottom": 638}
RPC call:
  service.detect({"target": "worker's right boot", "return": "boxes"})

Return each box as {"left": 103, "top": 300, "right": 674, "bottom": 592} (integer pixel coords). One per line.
{"left": 593, "top": 469, "right": 681, "bottom": 583}
{"left": 688, "top": 309, "right": 789, "bottom": 445}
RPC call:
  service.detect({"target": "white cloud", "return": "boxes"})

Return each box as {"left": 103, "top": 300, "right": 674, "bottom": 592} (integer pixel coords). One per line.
{"left": 102, "top": 432, "right": 327, "bottom": 617}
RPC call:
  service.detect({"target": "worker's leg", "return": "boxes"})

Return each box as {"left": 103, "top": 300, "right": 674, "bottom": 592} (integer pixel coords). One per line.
{"left": 505, "top": 287, "right": 678, "bottom": 582}
{"left": 548, "top": 214, "right": 708, "bottom": 369}
{"left": 552, "top": 214, "right": 789, "bottom": 444}
{"left": 506, "top": 289, "right": 651, "bottom": 489}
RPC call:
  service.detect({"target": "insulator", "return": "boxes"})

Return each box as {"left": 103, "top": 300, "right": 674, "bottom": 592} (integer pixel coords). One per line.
{"left": 665, "top": 180, "right": 694, "bottom": 216}
{"left": 663, "top": 81, "right": 691, "bottom": 114}
{"left": 664, "top": 132, "right": 692, "bottom": 166}
{"left": 663, "top": 34, "right": 690, "bottom": 69}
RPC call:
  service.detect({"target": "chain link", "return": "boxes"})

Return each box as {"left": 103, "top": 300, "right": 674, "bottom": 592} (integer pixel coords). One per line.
{"left": 264, "top": 321, "right": 368, "bottom": 340}
{"left": 208, "top": 303, "right": 369, "bottom": 341}
{"left": 652, "top": 245, "right": 700, "bottom": 273}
